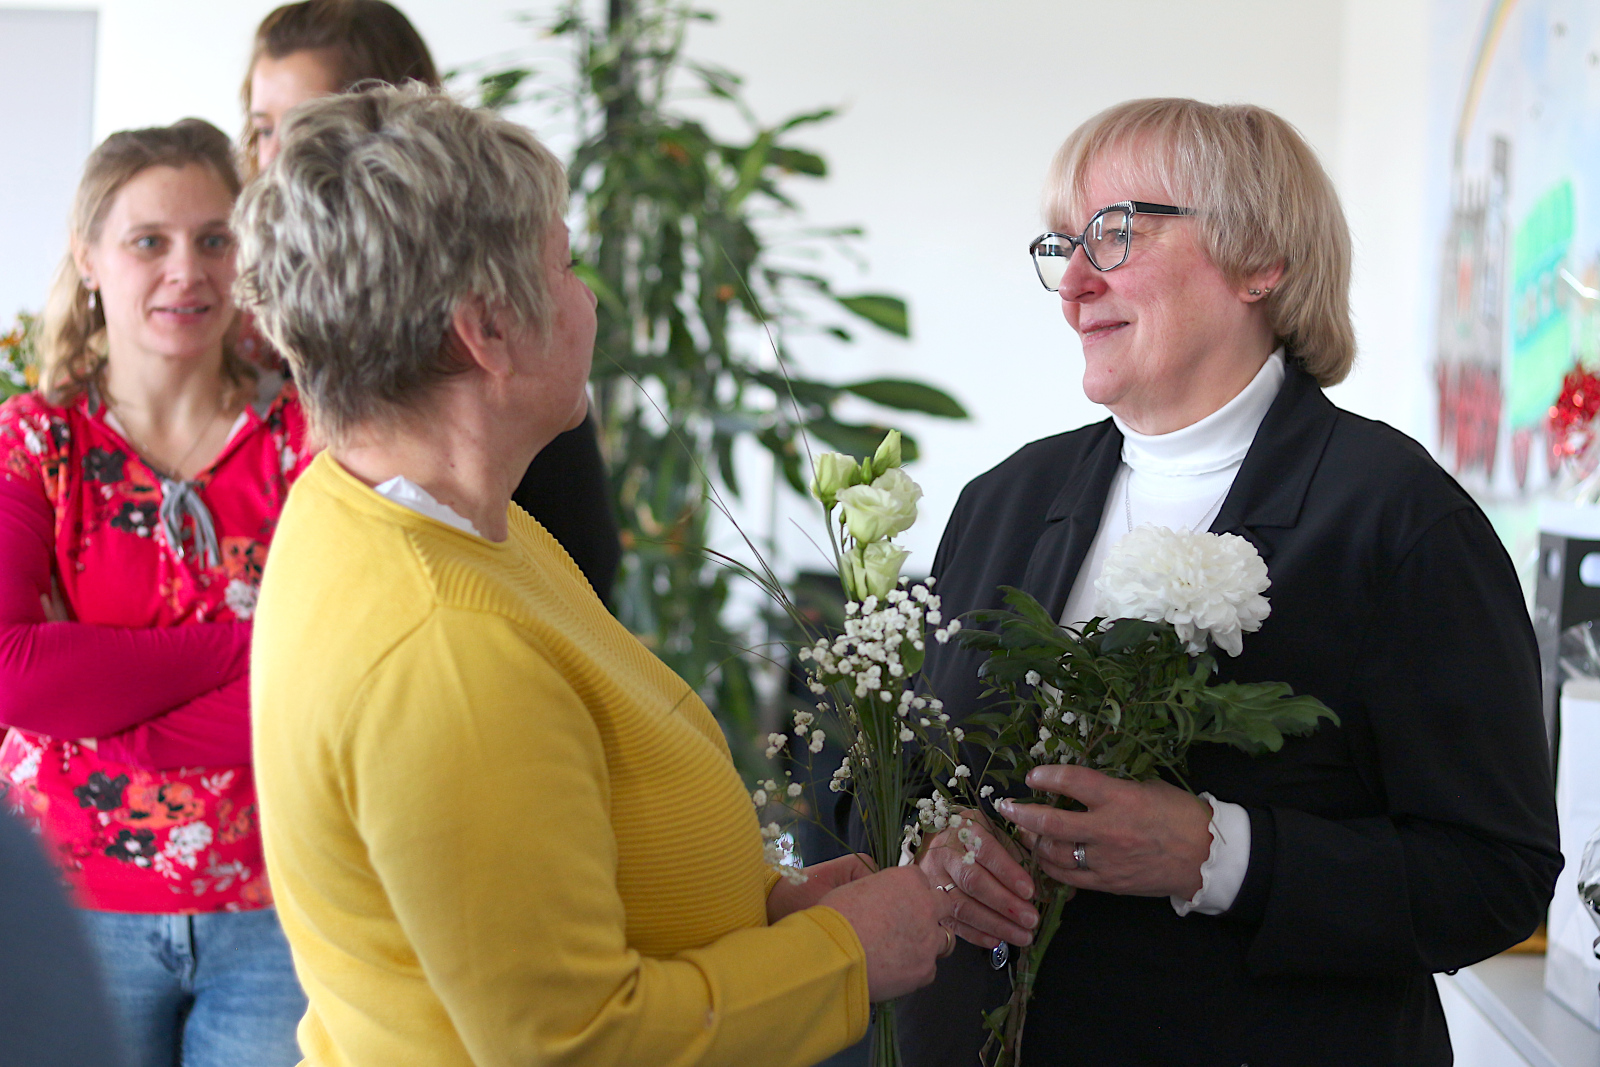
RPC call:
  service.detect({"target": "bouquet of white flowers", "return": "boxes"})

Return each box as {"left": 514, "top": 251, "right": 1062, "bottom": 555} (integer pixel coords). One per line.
{"left": 752, "top": 430, "right": 958, "bottom": 1067}
{"left": 937, "top": 525, "right": 1337, "bottom": 1067}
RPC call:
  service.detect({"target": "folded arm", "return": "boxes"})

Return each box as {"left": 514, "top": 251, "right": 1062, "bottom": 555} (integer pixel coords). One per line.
{"left": 94, "top": 677, "right": 251, "bottom": 769}
{"left": 0, "top": 479, "right": 251, "bottom": 742}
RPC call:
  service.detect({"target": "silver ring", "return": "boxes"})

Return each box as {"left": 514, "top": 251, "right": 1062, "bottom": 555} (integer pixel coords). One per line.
{"left": 1072, "top": 843, "right": 1089, "bottom": 871}
{"left": 937, "top": 883, "right": 955, "bottom": 893}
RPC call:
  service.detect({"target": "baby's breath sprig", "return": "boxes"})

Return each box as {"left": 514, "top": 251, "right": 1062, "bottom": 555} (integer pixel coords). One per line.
{"left": 743, "top": 429, "right": 964, "bottom": 1067}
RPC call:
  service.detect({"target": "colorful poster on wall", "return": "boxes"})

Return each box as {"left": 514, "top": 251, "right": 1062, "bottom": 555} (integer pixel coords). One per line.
{"left": 1431, "top": 0, "right": 1600, "bottom": 496}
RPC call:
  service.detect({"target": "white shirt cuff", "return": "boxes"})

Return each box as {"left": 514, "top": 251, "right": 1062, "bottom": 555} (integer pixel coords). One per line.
{"left": 1169, "top": 794, "right": 1251, "bottom": 917}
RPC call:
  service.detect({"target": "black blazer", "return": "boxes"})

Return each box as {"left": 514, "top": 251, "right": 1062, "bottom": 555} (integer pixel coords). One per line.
{"left": 511, "top": 411, "right": 621, "bottom": 606}
{"left": 900, "top": 365, "right": 1562, "bottom": 1067}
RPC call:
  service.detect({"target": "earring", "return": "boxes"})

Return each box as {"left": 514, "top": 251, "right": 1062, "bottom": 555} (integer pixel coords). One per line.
{"left": 83, "top": 279, "right": 98, "bottom": 312}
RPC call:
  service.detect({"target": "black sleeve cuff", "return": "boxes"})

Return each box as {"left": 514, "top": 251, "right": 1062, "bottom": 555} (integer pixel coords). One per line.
{"left": 1223, "top": 805, "right": 1276, "bottom": 927}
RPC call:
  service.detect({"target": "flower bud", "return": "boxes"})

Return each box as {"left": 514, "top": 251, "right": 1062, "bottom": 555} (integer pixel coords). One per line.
{"left": 871, "top": 429, "right": 904, "bottom": 477}
{"left": 809, "top": 451, "right": 864, "bottom": 509}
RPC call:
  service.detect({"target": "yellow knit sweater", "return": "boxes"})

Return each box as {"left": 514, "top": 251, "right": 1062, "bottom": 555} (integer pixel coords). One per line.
{"left": 252, "top": 454, "right": 869, "bottom": 1067}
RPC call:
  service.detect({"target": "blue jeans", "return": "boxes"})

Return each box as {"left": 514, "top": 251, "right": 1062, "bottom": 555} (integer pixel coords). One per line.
{"left": 80, "top": 908, "right": 306, "bottom": 1067}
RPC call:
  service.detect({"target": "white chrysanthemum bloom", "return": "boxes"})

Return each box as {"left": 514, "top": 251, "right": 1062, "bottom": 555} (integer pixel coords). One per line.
{"left": 1094, "top": 526, "right": 1270, "bottom": 657}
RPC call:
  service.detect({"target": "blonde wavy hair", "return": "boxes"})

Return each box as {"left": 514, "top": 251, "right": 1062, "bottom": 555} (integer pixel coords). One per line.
{"left": 39, "top": 118, "right": 250, "bottom": 406}
{"left": 1045, "top": 98, "right": 1355, "bottom": 386}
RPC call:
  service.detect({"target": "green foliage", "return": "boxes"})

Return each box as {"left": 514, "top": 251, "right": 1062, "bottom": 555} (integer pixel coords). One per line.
{"left": 471, "top": 1, "right": 966, "bottom": 767}
{"left": 950, "top": 585, "right": 1338, "bottom": 1067}
{"left": 0, "top": 312, "right": 38, "bottom": 400}
{"left": 959, "top": 586, "right": 1337, "bottom": 791}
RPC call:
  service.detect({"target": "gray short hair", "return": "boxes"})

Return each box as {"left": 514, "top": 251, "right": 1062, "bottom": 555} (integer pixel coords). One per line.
{"left": 1045, "top": 99, "right": 1354, "bottom": 386}
{"left": 233, "top": 84, "right": 568, "bottom": 443}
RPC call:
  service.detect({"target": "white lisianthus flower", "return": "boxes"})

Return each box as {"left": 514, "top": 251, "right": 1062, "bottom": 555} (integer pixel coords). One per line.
{"left": 836, "top": 468, "right": 922, "bottom": 545}
{"left": 1094, "top": 526, "right": 1271, "bottom": 657}
{"left": 810, "top": 451, "right": 864, "bottom": 509}
{"left": 842, "top": 540, "right": 912, "bottom": 603}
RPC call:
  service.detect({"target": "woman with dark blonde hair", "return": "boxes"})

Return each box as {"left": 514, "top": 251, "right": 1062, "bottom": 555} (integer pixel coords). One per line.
{"left": 0, "top": 118, "right": 312, "bottom": 1066}
{"left": 901, "top": 98, "right": 1561, "bottom": 1065}
{"left": 239, "top": 0, "right": 622, "bottom": 603}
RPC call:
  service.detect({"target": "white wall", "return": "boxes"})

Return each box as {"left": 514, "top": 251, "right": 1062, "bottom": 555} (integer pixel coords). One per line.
{"left": 0, "top": 0, "right": 1438, "bottom": 573}
{"left": 0, "top": 8, "right": 96, "bottom": 319}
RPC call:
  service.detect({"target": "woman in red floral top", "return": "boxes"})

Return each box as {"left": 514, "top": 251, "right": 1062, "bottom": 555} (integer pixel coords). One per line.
{"left": 0, "top": 119, "right": 313, "bottom": 1066}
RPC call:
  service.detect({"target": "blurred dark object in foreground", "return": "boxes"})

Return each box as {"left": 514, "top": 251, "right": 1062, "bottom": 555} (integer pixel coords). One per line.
{"left": 0, "top": 804, "right": 125, "bottom": 1066}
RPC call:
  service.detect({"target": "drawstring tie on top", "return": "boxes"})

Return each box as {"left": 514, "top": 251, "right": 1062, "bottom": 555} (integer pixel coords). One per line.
{"left": 158, "top": 476, "right": 220, "bottom": 568}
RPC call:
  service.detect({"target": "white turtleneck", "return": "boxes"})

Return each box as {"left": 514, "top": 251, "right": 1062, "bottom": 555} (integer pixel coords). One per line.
{"left": 1057, "top": 349, "right": 1285, "bottom": 918}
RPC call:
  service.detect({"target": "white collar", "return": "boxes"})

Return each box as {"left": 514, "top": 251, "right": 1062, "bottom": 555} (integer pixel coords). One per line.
{"left": 373, "top": 475, "right": 484, "bottom": 538}
{"left": 1112, "top": 350, "right": 1285, "bottom": 477}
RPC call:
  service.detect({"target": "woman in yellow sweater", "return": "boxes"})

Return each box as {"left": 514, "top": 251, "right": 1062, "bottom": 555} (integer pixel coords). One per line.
{"left": 236, "top": 86, "right": 955, "bottom": 1067}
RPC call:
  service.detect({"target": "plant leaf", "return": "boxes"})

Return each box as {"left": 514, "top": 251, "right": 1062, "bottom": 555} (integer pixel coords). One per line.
{"left": 833, "top": 294, "right": 910, "bottom": 338}
{"left": 842, "top": 378, "right": 968, "bottom": 419}
{"left": 478, "top": 68, "right": 531, "bottom": 110}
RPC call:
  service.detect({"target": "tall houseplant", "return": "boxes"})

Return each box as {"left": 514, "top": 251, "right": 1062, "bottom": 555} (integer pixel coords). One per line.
{"left": 471, "top": 1, "right": 967, "bottom": 762}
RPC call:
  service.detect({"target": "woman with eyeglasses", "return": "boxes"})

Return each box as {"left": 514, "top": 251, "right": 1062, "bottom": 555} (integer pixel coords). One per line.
{"left": 899, "top": 98, "right": 1561, "bottom": 1066}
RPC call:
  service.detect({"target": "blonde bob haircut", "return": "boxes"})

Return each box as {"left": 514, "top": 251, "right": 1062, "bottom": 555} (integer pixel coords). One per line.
{"left": 39, "top": 119, "right": 250, "bottom": 406}
{"left": 233, "top": 85, "right": 568, "bottom": 446}
{"left": 1045, "top": 98, "right": 1354, "bottom": 386}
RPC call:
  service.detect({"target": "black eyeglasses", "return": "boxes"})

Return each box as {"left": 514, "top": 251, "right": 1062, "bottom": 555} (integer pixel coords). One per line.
{"left": 1029, "top": 201, "right": 1195, "bottom": 291}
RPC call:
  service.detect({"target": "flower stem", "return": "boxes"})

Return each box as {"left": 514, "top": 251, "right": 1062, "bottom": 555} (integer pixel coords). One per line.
{"left": 870, "top": 1001, "right": 902, "bottom": 1067}
{"left": 979, "top": 880, "right": 1073, "bottom": 1067}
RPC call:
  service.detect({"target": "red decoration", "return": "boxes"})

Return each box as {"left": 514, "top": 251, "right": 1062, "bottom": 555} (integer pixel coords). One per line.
{"left": 1546, "top": 364, "right": 1600, "bottom": 463}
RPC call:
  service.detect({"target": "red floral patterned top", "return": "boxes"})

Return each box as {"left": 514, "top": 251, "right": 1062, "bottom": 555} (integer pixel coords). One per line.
{"left": 0, "top": 379, "right": 313, "bottom": 912}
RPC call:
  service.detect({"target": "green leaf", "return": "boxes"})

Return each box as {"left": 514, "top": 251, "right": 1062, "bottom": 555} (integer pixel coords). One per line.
{"left": 833, "top": 294, "right": 910, "bottom": 338}
{"left": 775, "top": 106, "right": 839, "bottom": 133}
{"left": 901, "top": 638, "right": 925, "bottom": 676}
{"left": 1100, "top": 618, "right": 1158, "bottom": 653}
{"left": 999, "top": 586, "right": 1061, "bottom": 630}
{"left": 842, "top": 378, "right": 968, "bottom": 419}
{"left": 769, "top": 146, "right": 827, "bottom": 177}
{"left": 478, "top": 68, "right": 531, "bottom": 110}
